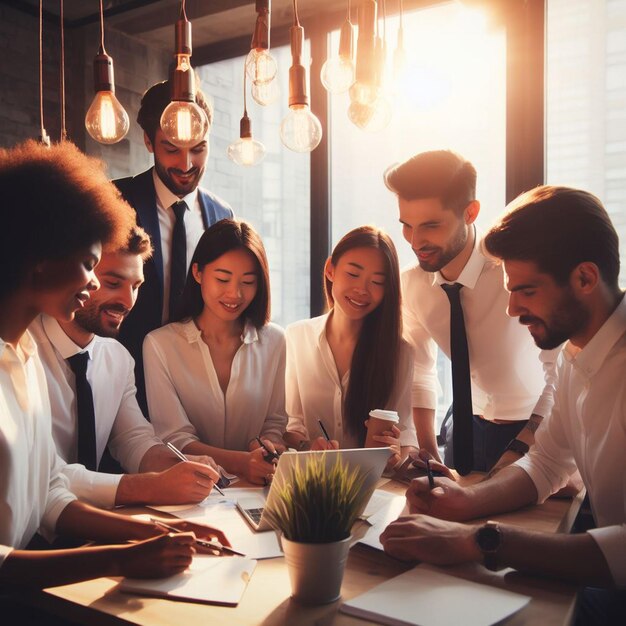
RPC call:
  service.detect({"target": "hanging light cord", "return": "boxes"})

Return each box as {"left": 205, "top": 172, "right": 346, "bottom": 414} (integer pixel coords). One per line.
{"left": 60, "top": 0, "right": 66, "bottom": 140}
{"left": 399, "top": 0, "right": 404, "bottom": 27}
{"left": 180, "top": 0, "right": 187, "bottom": 21}
{"left": 98, "top": 0, "right": 106, "bottom": 54}
{"left": 347, "top": 0, "right": 351, "bottom": 21}
{"left": 242, "top": 57, "right": 248, "bottom": 119}
{"left": 292, "top": 0, "right": 300, "bottom": 26}
{"left": 39, "top": 0, "right": 45, "bottom": 137}
{"left": 381, "top": 0, "right": 387, "bottom": 43}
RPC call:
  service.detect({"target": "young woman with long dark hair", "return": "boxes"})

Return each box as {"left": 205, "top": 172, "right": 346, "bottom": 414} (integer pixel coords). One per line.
{"left": 284, "top": 226, "right": 417, "bottom": 469}
{"left": 144, "top": 219, "right": 287, "bottom": 485}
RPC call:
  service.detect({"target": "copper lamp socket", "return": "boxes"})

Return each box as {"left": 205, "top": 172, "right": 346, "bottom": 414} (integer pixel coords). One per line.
{"left": 288, "top": 25, "right": 308, "bottom": 107}
{"left": 175, "top": 18, "right": 192, "bottom": 56}
{"left": 93, "top": 51, "right": 115, "bottom": 92}
{"left": 240, "top": 114, "right": 252, "bottom": 139}
{"left": 355, "top": 0, "right": 376, "bottom": 83}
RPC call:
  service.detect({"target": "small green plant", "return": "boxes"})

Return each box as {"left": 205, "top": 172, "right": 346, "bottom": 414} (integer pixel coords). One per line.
{"left": 264, "top": 453, "right": 372, "bottom": 543}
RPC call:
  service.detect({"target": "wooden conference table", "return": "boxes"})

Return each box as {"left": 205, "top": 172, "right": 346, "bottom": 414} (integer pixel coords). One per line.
{"left": 30, "top": 477, "right": 585, "bottom": 626}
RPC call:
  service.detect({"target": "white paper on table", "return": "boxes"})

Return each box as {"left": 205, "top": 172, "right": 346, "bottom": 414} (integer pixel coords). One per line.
{"left": 119, "top": 554, "right": 256, "bottom": 606}
{"left": 149, "top": 489, "right": 283, "bottom": 559}
{"left": 361, "top": 489, "right": 401, "bottom": 520}
{"left": 340, "top": 563, "right": 531, "bottom": 626}
{"left": 358, "top": 494, "right": 407, "bottom": 551}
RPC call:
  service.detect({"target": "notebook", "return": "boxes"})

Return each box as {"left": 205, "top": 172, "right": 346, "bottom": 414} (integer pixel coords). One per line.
{"left": 340, "top": 564, "right": 531, "bottom": 626}
{"left": 119, "top": 555, "right": 257, "bottom": 606}
{"left": 236, "top": 447, "right": 391, "bottom": 532}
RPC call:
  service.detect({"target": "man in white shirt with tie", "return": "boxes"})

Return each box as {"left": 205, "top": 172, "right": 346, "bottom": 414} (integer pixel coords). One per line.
{"left": 384, "top": 150, "right": 557, "bottom": 474}
{"left": 30, "top": 226, "right": 219, "bottom": 509}
{"left": 382, "top": 185, "right": 626, "bottom": 624}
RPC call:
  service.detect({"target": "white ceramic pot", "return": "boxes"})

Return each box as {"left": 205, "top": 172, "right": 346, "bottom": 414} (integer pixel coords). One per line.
{"left": 281, "top": 534, "right": 352, "bottom": 605}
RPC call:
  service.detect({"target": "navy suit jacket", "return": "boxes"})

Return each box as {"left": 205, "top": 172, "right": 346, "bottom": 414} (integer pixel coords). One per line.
{"left": 114, "top": 168, "right": 233, "bottom": 414}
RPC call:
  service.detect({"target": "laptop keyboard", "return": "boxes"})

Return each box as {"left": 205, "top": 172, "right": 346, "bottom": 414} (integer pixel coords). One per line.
{"left": 245, "top": 507, "right": 264, "bottom": 524}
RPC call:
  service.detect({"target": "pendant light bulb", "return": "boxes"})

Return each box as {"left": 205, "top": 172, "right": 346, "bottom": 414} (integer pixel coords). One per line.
{"left": 251, "top": 75, "right": 280, "bottom": 106}
{"left": 280, "top": 104, "right": 322, "bottom": 153}
{"left": 347, "top": 96, "right": 391, "bottom": 132}
{"left": 85, "top": 52, "right": 129, "bottom": 144}
{"left": 228, "top": 136, "right": 266, "bottom": 166}
{"left": 160, "top": 98, "right": 206, "bottom": 148}
{"left": 228, "top": 112, "right": 265, "bottom": 167}
{"left": 281, "top": 15, "right": 323, "bottom": 153}
{"left": 321, "top": 17, "right": 355, "bottom": 94}
{"left": 161, "top": 9, "right": 209, "bottom": 148}
{"left": 246, "top": 49, "right": 278, "bottom": 85}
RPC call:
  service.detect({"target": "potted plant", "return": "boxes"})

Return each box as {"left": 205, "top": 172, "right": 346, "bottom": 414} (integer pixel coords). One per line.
{"left": 264, "top": 452, "right": 373, "bottom": 605}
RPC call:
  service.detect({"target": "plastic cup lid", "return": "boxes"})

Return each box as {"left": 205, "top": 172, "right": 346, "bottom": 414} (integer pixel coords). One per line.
{"left": 368, "top": 409, "right": 400, "bottom": 422}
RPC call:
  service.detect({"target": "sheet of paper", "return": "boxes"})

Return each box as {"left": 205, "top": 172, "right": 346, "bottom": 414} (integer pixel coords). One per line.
{"left": 340, "top": 564, "right": 531, "bottom": 626}
{"left": 359, "top": 494, "right": 407, "bottom": 551}
{"left": 149, "top": 490, "right": 282, "bottom": 560}
{"left": 361, "top": 489, "right": 401, "bottom": 520}
{"left": 119, "top": 555, "right": 256, "bottom": 606}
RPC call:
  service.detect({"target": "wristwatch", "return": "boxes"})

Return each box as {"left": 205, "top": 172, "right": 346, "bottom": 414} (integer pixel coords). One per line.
{"left": 505, "top": 438, "right": 529, "bottom": 456}
{"left": 475, "top": 520, "right": 502, "bottom": 571}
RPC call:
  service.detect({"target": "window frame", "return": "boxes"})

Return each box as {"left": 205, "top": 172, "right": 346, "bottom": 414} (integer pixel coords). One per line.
{"left": 195, "top": 0, "right": 546, "bottom": 317}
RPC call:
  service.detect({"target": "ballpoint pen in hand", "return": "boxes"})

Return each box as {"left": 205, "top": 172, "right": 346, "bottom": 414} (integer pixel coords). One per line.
{"left": 318, "top": 419, "right": 331, "bottom": 442}
{"left": 426, "top": 458, "right": 436, "bottom": 490}
{"left": 255, "top": 436, "right": 280, "bottom": 463}
{"left": 149, "top": 517, "right": 245, "bottom": 556}
{"left": 166, "top": 441, "right": 225, "bottom": 496}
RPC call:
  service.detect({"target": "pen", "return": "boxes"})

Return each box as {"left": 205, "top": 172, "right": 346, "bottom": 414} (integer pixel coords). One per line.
{"left": 426, "top": 458, "right": 435, "bottom": 490}
{"left": 149, "top": 517, "right": 245, "bottom": 557}
{"left": 318, "top": 419, "right": 331, "bottom": 442}
{"left": 255, "top": 436, "right": 280, "bottom": 463}
{"left": 166, "top": 442, "right": 225, "bottom": 496}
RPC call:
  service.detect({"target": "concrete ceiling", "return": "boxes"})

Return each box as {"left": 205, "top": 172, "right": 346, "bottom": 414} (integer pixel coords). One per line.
{"left": 8, "top": 0, "right": 349, "bottom": 49}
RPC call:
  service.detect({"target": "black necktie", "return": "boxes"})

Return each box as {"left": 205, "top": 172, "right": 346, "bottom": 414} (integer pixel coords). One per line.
{"left": 66, "top": 352, "right": 97, "bottom": 471}
{"left": 441, "top": 283, "right": 474, "bottom": 475}
{"left": 169, "top": 200, "right": 188, "bottom": 322}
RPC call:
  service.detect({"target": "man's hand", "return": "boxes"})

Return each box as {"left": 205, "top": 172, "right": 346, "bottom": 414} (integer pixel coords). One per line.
{"left": 150, "top": 461, "right": 218, "bottom": 504}
{"left": 381, "top": 514, "right": 480, "bottom": 565}
{"left": 185, "top": 454, "right": 219, "bottom": 473}
{"left": 408, "top": 448, "right": 456, "bottom": 481}
{"left": 406, "top": 476, "right": 473, "bottom": 521}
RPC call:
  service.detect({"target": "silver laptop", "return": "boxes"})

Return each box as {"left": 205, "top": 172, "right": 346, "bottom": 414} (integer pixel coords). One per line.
{"left": 236, "top": 447, "right": 391, "bottom": 532}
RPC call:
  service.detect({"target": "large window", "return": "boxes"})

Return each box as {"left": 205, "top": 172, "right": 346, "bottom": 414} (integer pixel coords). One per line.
{"left": 329, "top": 2, "right": 507, "bottom": 418}
{"left": 329, "top": 1, "right": 507, "bottom": 269}
{"left": 547, "top": 0, "right": 626, "bottom": 286}
{"left": 198, "top": 47, "right": 311, "bottom": 327}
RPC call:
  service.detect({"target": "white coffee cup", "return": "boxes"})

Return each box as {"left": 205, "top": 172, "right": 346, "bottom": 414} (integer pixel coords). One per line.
{"left": 365, "top": 409, "right": 400, "bottom": 448}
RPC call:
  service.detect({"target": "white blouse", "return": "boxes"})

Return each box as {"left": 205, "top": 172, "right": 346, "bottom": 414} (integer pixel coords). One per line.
{"left": 144, "top": 319, "right": 287, "bottom": 452}
{"left": 285, "top": 314, "right": 418, "bottom": 449}
{"left": 0, "top": 332, "right": 76, "bottom": 567}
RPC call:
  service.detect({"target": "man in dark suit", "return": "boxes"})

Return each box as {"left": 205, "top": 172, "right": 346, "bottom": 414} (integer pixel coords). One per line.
{"left": 115, "top": 81, "right": 233, "bottom": 414}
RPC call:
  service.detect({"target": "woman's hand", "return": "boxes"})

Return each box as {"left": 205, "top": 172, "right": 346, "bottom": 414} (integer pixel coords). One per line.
{"left": 368, "top": 422, "right": 402, "bottom": 471}
{"left": 245, "top": 447, "right": 277, "bottom": 485}
{"left": 310, "top": 436, "right": 340, "bottom": 451}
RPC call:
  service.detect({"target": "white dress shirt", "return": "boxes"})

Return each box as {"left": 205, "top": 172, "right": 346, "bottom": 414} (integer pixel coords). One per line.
{"left": 516, "top": 294, "right": 626, "bottom": 587}
{"left": 30, "top": 315, "right": 161, "bottom": 508}
{"left": 144, "top": 319, "right": 288, "bottom": 451}
{"left": 285, "top": 314, "right": 418, "bottom": 449}
{"left": 402, "top": 236, "right": 558, "bottom": 421}
{"left": 153, "top": 169, "right": 205, "bottom": 324}
{"left": 0, "top": 332, "right": 76, "bottom": 568}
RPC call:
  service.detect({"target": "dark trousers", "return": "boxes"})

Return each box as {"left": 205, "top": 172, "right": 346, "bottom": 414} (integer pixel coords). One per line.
{"left": 442, "top": 411, "right": 526, "bottom": 472}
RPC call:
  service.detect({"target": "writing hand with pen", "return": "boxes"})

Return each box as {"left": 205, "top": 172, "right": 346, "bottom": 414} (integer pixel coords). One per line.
{"left": 247, "top": 437, "right": 285, "bottom": 485}
{"left": 310, "top": 419, "right": 339, "bottom": 451}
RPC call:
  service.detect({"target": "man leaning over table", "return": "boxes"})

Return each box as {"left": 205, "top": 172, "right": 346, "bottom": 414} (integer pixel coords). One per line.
{"left": 30, "top": 225, "right": 220, "bottom": 509}
{"left": 381, "top": 186, "right": 626, "bottom": 625}
{"left": 384, "top": 150, "right": 559, "bottom": 476}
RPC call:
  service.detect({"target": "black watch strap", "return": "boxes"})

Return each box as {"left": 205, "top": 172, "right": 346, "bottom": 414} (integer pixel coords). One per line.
{"left": 475, "top": 520, "right": 501, "bottom": 571}
{"left": 506, "top": 438, "right": 529, "bottom": 456}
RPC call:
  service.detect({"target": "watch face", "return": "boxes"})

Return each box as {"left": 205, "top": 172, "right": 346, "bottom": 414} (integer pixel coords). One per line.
{"left": 477, "top": 525, "right": 500, "bottom": 551}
